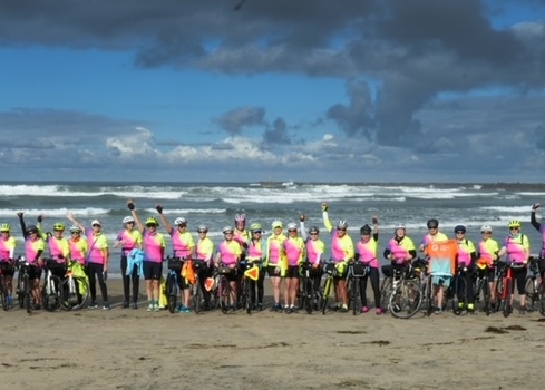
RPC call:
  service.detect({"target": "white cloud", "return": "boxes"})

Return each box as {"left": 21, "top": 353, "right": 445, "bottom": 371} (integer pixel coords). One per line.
{"left": 106, "top": 127, "right": 158, "bottom": 158}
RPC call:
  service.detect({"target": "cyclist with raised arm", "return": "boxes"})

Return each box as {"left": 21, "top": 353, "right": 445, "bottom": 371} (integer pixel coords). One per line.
{"left": 215, "top": 225, "right": 242, "bottom": 312}
{"left": 67, "top": 225, "right": 88, "bottom": 305}
{"left": 356, "top": 218, "right": 382, "bottom": 314}
{"left": 322, "top": 203, "right": 354, "bottom": 313}
{"left": 283, "top": 222, "right": 305, "bottom": 313}
{"left": 265, "top": 220, "right": 286, "bottom": 312}
{"left": 498, "top": 220, "right": 530, "bottom": 312}
{"left": 195, "top": 224, "right": 214, "bottom": 311}
{"left": 114, "top": 215, "right": 143, "bottom": 309}
{"left": 453, "top": 225, "right": 477, "bottom": 313}
{"left": 246, "top": 223, "right": 265, "bottom": 311}
{"left": 155, "top": 204, "right": 194, "bottom": 312}
{"left": 300, "top": 215, "right": 325, "bottom": 310}
{"left": 477, "top": 225, "right": 499, "bottom": 308}
{"left": 531, "top": 203, "right": 545, "bottom": 258}
{"left": 0, "top": 223, "right": 17, "bottom": 307}
{"left": 17, "top": 213, "right": 45, "bottom": 309}
{"left": 233, "top": 214, "right": 250, "bottom": 309}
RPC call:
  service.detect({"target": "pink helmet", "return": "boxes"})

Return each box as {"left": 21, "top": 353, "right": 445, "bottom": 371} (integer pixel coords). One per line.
{"left": 234, "top": 213, "right": 246, "bottom": 223}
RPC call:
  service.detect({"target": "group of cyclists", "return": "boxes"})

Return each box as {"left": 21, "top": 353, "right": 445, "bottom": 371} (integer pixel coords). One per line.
{"left": 0, "top": 199, "right": 544, "bottom": 316}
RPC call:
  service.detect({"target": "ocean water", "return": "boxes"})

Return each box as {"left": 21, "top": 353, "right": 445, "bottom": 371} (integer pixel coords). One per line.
{"left": 1, "top": 181, "right": 544, "bottom": 276}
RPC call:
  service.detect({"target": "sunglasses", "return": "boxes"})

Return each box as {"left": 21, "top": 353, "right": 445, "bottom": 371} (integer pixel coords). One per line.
{"left": 253, "top": 231, "right": 262, "bottom": 234}
{"left": 310, "top": 232, "right": 319, "bottom": 235}
{"left": 481, "top": 231, "right": 491, "bottom": 234}
{"left": 197, "top": 230, "right": 207, "bottom": 233}
{"left": 509, "top": 227, "right": 519, "bottom": 230}
{"left": 71, "top": 232, "right": 80, "bottom": 235}
{"left": 456, "top": 231, "right": 465, "bottom": 234}
{"left": 146, "top": 224, "right": 157, "bottom": 228}
{"left": 93, "top": 224, "right": 100, "bottom": 227}
{"left": 177, "top": 224, "right": 187, "bottom": 228}
{"left": 288, "top": 229, "right": 297, "bottom": 232}
{"left": 337, "top": 228, "right": 347, "bottom": 232}
{"left": 428, "top": 227, "right": 438, "bottom": 230}
{"left": 224, "top": 232, "right": 233, "bottom": 235}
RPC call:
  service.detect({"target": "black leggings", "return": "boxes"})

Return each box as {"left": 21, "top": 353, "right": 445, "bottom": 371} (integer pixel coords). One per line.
{"left": 513, "top": 267, "right": 527, "bottom": 295}
{"left": 359, "top": 267, "right": 381, "bottom": 309}
{"left": 86, "top": 263, "right": 108, "bottom": 303}
{"left": 120, "top": 255, "right": 139, "bottom": 303}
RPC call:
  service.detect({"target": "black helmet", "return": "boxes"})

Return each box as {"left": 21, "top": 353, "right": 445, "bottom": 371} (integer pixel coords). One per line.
{"left": 27, "top": 225, "right": 38, "bottom": 234}
{"left": 454, "top": 225, "right": 466, "bottom": 234}
{"left": 309, "top": 226, "right": 320, "bottom": 234}
{"left": 427, "top": 219, "right": 439, "bottom": 229}
{"left": 360, "top": 224, "right": 372, "bottom": 235}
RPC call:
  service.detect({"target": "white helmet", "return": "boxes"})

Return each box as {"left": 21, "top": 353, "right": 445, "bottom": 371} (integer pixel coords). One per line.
{"left": 287, "top": 222, "right": 297, "bottom": 230}
{"left": 222, "top": 225, "right": 234, "bottom": 234}
{"left": 123, "top": 216, "right": 135, "bottom": 224}
{"left": 395, "top": 223, "right": 406, "bottom": 230}
{"left": 174, "top": 217, "right": 186, "bottom": 225}
{"left": 480, "top": 225, "right": 493, "bottom": 233}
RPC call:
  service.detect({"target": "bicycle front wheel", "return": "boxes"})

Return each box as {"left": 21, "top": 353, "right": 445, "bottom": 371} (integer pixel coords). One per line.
{"left": 503, "top": 278, "right": 512, "bottom": 318}
{"left": 525, "top": 276, "right": 537, "bottom": 311}
{"left": 166, "top": 274, "right": 177, "bottom": 314}
{"left": 351, "top": 276, "right": 358, "bottom": 315}
{"left": 193, "top": 280, "right": 202, "bottom": 314}
{"left": 389, "top": 279, "right": 422, "bottom": 319}
{"left": 43, "top": 276, "right": 61, "bottom": 312}
{"left": 0, "top": 275, "right": 8, "bottom": 311}
{"left": 320, "top": 277, "right": 332, "bottom": 315}
{"left": 380, "top": 277, "right": 392, "bottom": 313}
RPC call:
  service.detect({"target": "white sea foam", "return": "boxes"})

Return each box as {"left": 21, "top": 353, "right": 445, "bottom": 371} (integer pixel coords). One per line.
{"left": 143, "top": 208, "right": 225, "bottom": 214}
{"left": 0, "top": 207, "right": 109, "bottom": 217}
{"left": 481, "top": 206, "right": 531, "bottom": 213}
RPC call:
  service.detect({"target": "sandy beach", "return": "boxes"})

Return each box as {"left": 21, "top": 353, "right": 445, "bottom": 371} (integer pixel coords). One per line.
{"left": 1, "top": 279, "right": 544, "bottom": 390}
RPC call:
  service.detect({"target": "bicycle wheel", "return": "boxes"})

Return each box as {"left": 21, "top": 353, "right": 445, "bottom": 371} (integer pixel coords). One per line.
{"left": 0, "top": 275, "right": 7, "bottom": 311}
{"left": 320, "top": 277, "right": 332, "bottom": 315}
{"left": 426, "top": 276, "right": 433, "bottom": 316}
{"left": 380, "top": 277, "right": 392, "bottom": 313}
{"left": 17, "top": 273, "right": 24, "bottom": 309}
{"left": 23, "top": 274, "right": 31, "bottom": 314}
{"left": 525, "top": 276, "right": 536, "bottom": 311}
{"left": 351, "top": 276, "right": 358, "bottom": 315}
{"left": 221, "top": 279, "right": 230, "bottom": 314}
{"left": 193, "top": 280, "right": 201, "bottom": 314}
{"left": 389, "top": 279, "right": 421, "bottom": 319}
{"left": 306, "top": 279, "right": 314, "bottom": 314}
{"left": 243, "top": 278, "right": 251, "bottom": 314}
{"left": 166, "top": 274, "right": 177, "bottom": 314}
{"left": 503, "top": 278, "right": 512, "bottom": 318}
{"left": 43, "top": 276, "right": 61, "bottom": 312}
{"left": 298, "top": 277, "right": 306, "bottom": 313}
{"left": 495, "top": 278, "right": 504, "bottom": 313}
{"left": 473, "top": 278, "right": 482, "bottom": 303}
{"left": 483, "top": 278, "right": 490, "bottom": 315}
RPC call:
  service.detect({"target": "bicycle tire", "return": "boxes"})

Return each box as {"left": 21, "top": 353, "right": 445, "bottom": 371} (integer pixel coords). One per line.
{"left": 23, "top": 274, "right": 31, "bottom": 314}
{"left": 494, "top": 278, "right": 504, "bottom": 313}
{"left": 221, "top": 279, "right": 230, "bottom": 314}
{"left": 320, "top": 277, "right": 332, "bottom": 315}
{"left": 76, "top": 277, "right": 90, "bottom": 309}
{"left": 18, "top": 273, "right": 24, "bottom": 309}
{"left": 0, "top": 274, "right": 7, "bottom": 311}
{"left": 194, "top": 279, "right": 202, "bottom": 314}
{"left": 380, "top": 277, "right": 392, "bottom": 313}
{"left": 426, "top": 275, "right": 433, "bottom": 316}
{"left": 351, "top": 276, "right": 358, "bottom": 315}
{"left": 524, "top": 276, "right": 536, "bottom": 311}
{"left": 306, "top": 279, "right": 314, "bottom": 314}
{"left": 389, "top": 279, "right": 422, "bottom": 319}
{"left": 43, "top": 275, "right": 61, "bottom": 312}
{"left": 298, "top": 277, "right": 306, "bottom": 313}
{"left": 166, "top": 274, "right": 177, "bottom": 314}
{"left": 243, "top": 278, "right": 251, "bottom": 314}
{"left": 482, "top": 277, "right": 490, "bottom": 315}
{"left": 503, "top": 277, "right": 513, "bottom": 318}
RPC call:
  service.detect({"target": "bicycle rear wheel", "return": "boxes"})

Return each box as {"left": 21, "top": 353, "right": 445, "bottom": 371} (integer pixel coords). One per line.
{"left": 389, "top": 279, "right": 422, "bottom": 319}
{"left": 351, "top": 276, "right": 358, "bottom": 315}
{"left": 503, "top": 278, "right": 512, "bottom": 318}
{"left": 0, "top": 275, "right": 8, "bottom": 311}
{"left": 495, "top": 278, "right": 504, "bottom": 313}
{"left": 193, "top": 280, "right": 202, "bottom": 314}
{"left": 483, "top": 278, "right": 490, "bottom": 315}
{"left": 426, "top": 276, "right": 434, "bottom": 316}
{"left": 306, "top": 279, "right": 314, "bottom": 314}
{"left": 380, "top": 277, "right": 392, "bottom": 313}
{"left": 166, "top": 274, "right": 177, "bottom": 314}
{"left": 525, "top": 276, "right": 537, "bottom": 311}
{"left": 320, "top": 277, "right": 332, "bottom": 315}
{"left": 43, "top": 276, "right": 61, "bottom": 312}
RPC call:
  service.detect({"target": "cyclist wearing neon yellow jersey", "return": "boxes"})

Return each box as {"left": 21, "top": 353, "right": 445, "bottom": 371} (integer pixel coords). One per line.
{"left": 195, "top": 224, "right": 214, "bottom": 311}
{"left": 265, "top": 220, "right": 286, "bottom": 312}
{"left": 531, "top": 203, "right": 545, "bottom": 258}
{"left": 246, "top": 222, "right": 265, "bottom": 310}
{"left": 476, "top": 225, "right": 499, "bottom": 306}
{"left": 0, "top": 223, "right": 17, "bottom": 307}
{"left": 498, "top": 220, "right": 530, "bottom": 311}
{"left": 115, "top": 215, "right": 143, "bottom": 309}
{"left": 215, "top": 225, "right": 242, "bottom": 312}
{"left": 419, "top": 219, "right": 448, "bottom": 252}
{"left": 67, "top": 213, "right": 110, "bottom": 310}
{"left": 321, "top": 202, "right": 354, "bottom": 313}
{"left": 356, "top": 219, "right": 382, "bottom": 315}
{"left": 154, "top": 204, "right": 195, "bottom": 312}
{"left": 300, "top": 215, "right": 325, "bottom": 310}
{"left": 453, "top": 225, "right": 477, "bottom": 313}
{"left": 18, "top": 212, "right": 45, "bottom": 310}
{"left": 283, "top": 222, "right": 304, "bottom": 313}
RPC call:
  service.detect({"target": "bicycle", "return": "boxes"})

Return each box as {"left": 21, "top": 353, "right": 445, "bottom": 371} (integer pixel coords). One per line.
{"left": 496, "top": 261, "right": 525, "bottom": 318}
{"left": 346, "top": 260, "right": 369, "bottom": 315}
{"left": 60, "top": 260, "right": 90, "bottom": 311}
{"left": 524, "top": 256, "right": 544, "bottom": 313}
{"left": 216, "top": 263, "right": 236, "bottom": 314}
{"left": 41, "top": 259, "right": 66, "bottom": 312}
{"left": 240, "top": 259, "right": 261, "bottom": 314}
{"left": 165, "top": 257, "right": 183, "bottom": 314}
{"left": 319, "top": 261, "right": 337, "bottom": 314}
{"left": 299, "top": 260, "right": 320, "bottom": 314}
{"left": 473, "top": 260, "right": 492, "bottom": 315}
{"left": 451, "top": 264, "right": 469, "bottom": 315}
{"left": 382, "top": 260, "right": 422, "bottom": 319}
{"left": 0, "top": 260, "right": 14, "bottom": 311}
{"left": 15, "top": 256, "right": 33, "bottom": 314}
{"left": 191, "top": 259, "right": 207, "bottom": 314}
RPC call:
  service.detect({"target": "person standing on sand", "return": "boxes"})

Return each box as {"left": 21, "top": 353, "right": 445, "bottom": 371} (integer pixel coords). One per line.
{"left": 299, "top": 215, "right": 325, "bottom": 310}
{"left": 265, "top": 220, "right": 287, "bottom": 312}
{"left": 246, "top": 222, "right": 266, "bottom": 311}
{"left": 67, "top": 212, "right": 110, "bottom": 310}
{"left": 531, "top": 203, "right": 545, "bottom": 258}
{"left": 114, "top": 214, "right": 143, "bottom": 309}
{"left": 282, "top": 222, "right": 305, "bottom": 313}
{"left": 0, "top": 223, "right": 17, "bottom": 308}
{"left": 233, "top": 213, "right": 250, "bottom": 309}
{"left": 453, "top": 225, "right": 477, "bottom": 313}
{"left": 355, "top": 218, "right": 382, "bottom": 314}
{"left": 17, "top": 213, "right": 45, "bottom": 309}
{"left": 215, "top": 225, "right": 242, "bottom": 312}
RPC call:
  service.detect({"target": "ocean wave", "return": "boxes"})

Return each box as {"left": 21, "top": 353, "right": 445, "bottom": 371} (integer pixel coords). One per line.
{"left": 481, "top": 206, "right": 531, "bottom": 213}
{"left": 0, "top": 207, "right": 109, "bottom": 217}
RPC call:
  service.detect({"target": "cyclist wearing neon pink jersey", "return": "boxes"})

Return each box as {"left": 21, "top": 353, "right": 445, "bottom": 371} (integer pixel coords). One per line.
{"left": 355, "top": 218, "right": 382, "bottom": 314}
{"left": 531, "top": 203, "right": 545, "bottom": 258}
{"left": 265, "top": 220, "right": 286, "bottom": 312}
{"left": 498, "top": 220, "right": 530, "bottom": 311}
{"left": 115, "top": 215, "right": 143, "bottom": 309}
{"left": 322, "top": 202, "right": 354, "bottom": 313}
{"left": 68, "top": 225, "right": 88, "bottom": 265}
{"left": 476, "top": 225, "right": 499, "bottom": 307}
{"left": 246, "top": 223, "right": 265, "bottom": 310}
{"left": 283, "top": 222, "right": 304, "bottom": 313}
{"left": 18, "top": 212, "right": 45, "bottom": 309}
{"left": 44, "top": 222, "right": 70, "bottom": 264}
{"left": 67, "top": 213, "right": 110, "bottom": 310}
{"left": 215, "top": 226, "right": 242, "bottom": 312}
{"left": 453, "top": 225, "right": 477, "bottom": 313}
{"left": 300, "top": 215, "right": 325, "bottom": 310}
{"left": 155, "top": 204, "right": 195, "bottom": 312}
{"left": 233, "top": 213, "right": 250, "bottom": 308}
{"left": 0, "top": 223, "right": 17, "bottom": 307}
{"left": 384, "top": 225, "right": 417, "bottom": 265}
{"left": 195, "top": 224, "right": 214, "bottom": 311}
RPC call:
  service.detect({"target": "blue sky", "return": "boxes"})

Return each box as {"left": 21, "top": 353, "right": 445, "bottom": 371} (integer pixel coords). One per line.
{"left": 1, "top": 0, "right": 544, "bottom": 183}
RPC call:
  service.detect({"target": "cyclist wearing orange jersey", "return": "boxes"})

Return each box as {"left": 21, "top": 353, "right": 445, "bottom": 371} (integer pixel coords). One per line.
{"left": 0, "top": 223, "right": 16, "bottom": 307}
{"left": 322, "top": 202, "right": 354, "bottom": 313}
{"left": 265, "top": 220, "right": 286, "bottom": 312}
{"left": 419, "top": 219, "right": 448, "bottom": 313}
{"left": 419, "top": 219, "right": 449, "bottom": 252}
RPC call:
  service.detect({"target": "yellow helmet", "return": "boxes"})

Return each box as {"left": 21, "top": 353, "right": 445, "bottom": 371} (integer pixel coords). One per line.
{"left": 0, "top": 223, "right": 10, "bottom": 233}
{"left": 507, "top": 220, "right": 521, "bottom": 228}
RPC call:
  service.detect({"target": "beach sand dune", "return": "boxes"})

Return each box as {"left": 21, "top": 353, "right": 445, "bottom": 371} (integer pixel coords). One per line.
{"left": 1, "top": 280, "right": 544, "bottom": 390}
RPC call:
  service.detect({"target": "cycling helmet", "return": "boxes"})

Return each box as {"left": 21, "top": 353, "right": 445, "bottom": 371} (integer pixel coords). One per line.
{"left": 250, "top": 223, "right": 263, "bottom": 233}
{"left": 27, "top": 225, "right": 38, "bottom": 234}
{"left": 394, "top": 223, "right": 406, "bottom": 230}
{"left": 234, "top": 213, "right": 246, "bottom": 223}
{"left": 174, "top": 217, "right": 186, "bottom": 225}
{"left": 223, "top": 225, "right": 234, "bottom": 234}
{"left": 69, "top": 225, "right": 81, "bottom": 234}
{"left": 309, "top": 226, "right": 320, "bottom": 234}
{"left": 0, "top": 223, "right": 10, "bottom": 232}
{"left": 337, "top": 220, "right": 348, "bottom": 229}
{"left": 197, "top": 224, "right": 208, "bottom": 233}
{"left": 145, "top": 216, "right": 158, "bottom": 226}
{"left": 427, "top": 219, "right": 439, "bottom": 228}
{"left": 507, "top": 220, "right": 521, "bottom": 228}
{"left": 287, "top": 222, "right": 297, "bottom": 230}
{"left": 272, "top": 220, "right": 282, "bottom": 228}
{"left": 454, "top": 225, "right": 466, "bottom": 234}
{"left": 360, "top": 224, "right": 372, "bottom": 235}
{"left": 53, "top": 222, "right": 65, "bottom": 231}
{"left": 480, "top": 225, "right": 493, "bottom": 233}
{"left": 123, "top": 216, "right": 135, "bottom": 224}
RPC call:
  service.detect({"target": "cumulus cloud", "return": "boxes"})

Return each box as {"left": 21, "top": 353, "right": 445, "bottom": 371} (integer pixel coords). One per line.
{"left": 216, "top": 106, "right": 266, "bottom": 135}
